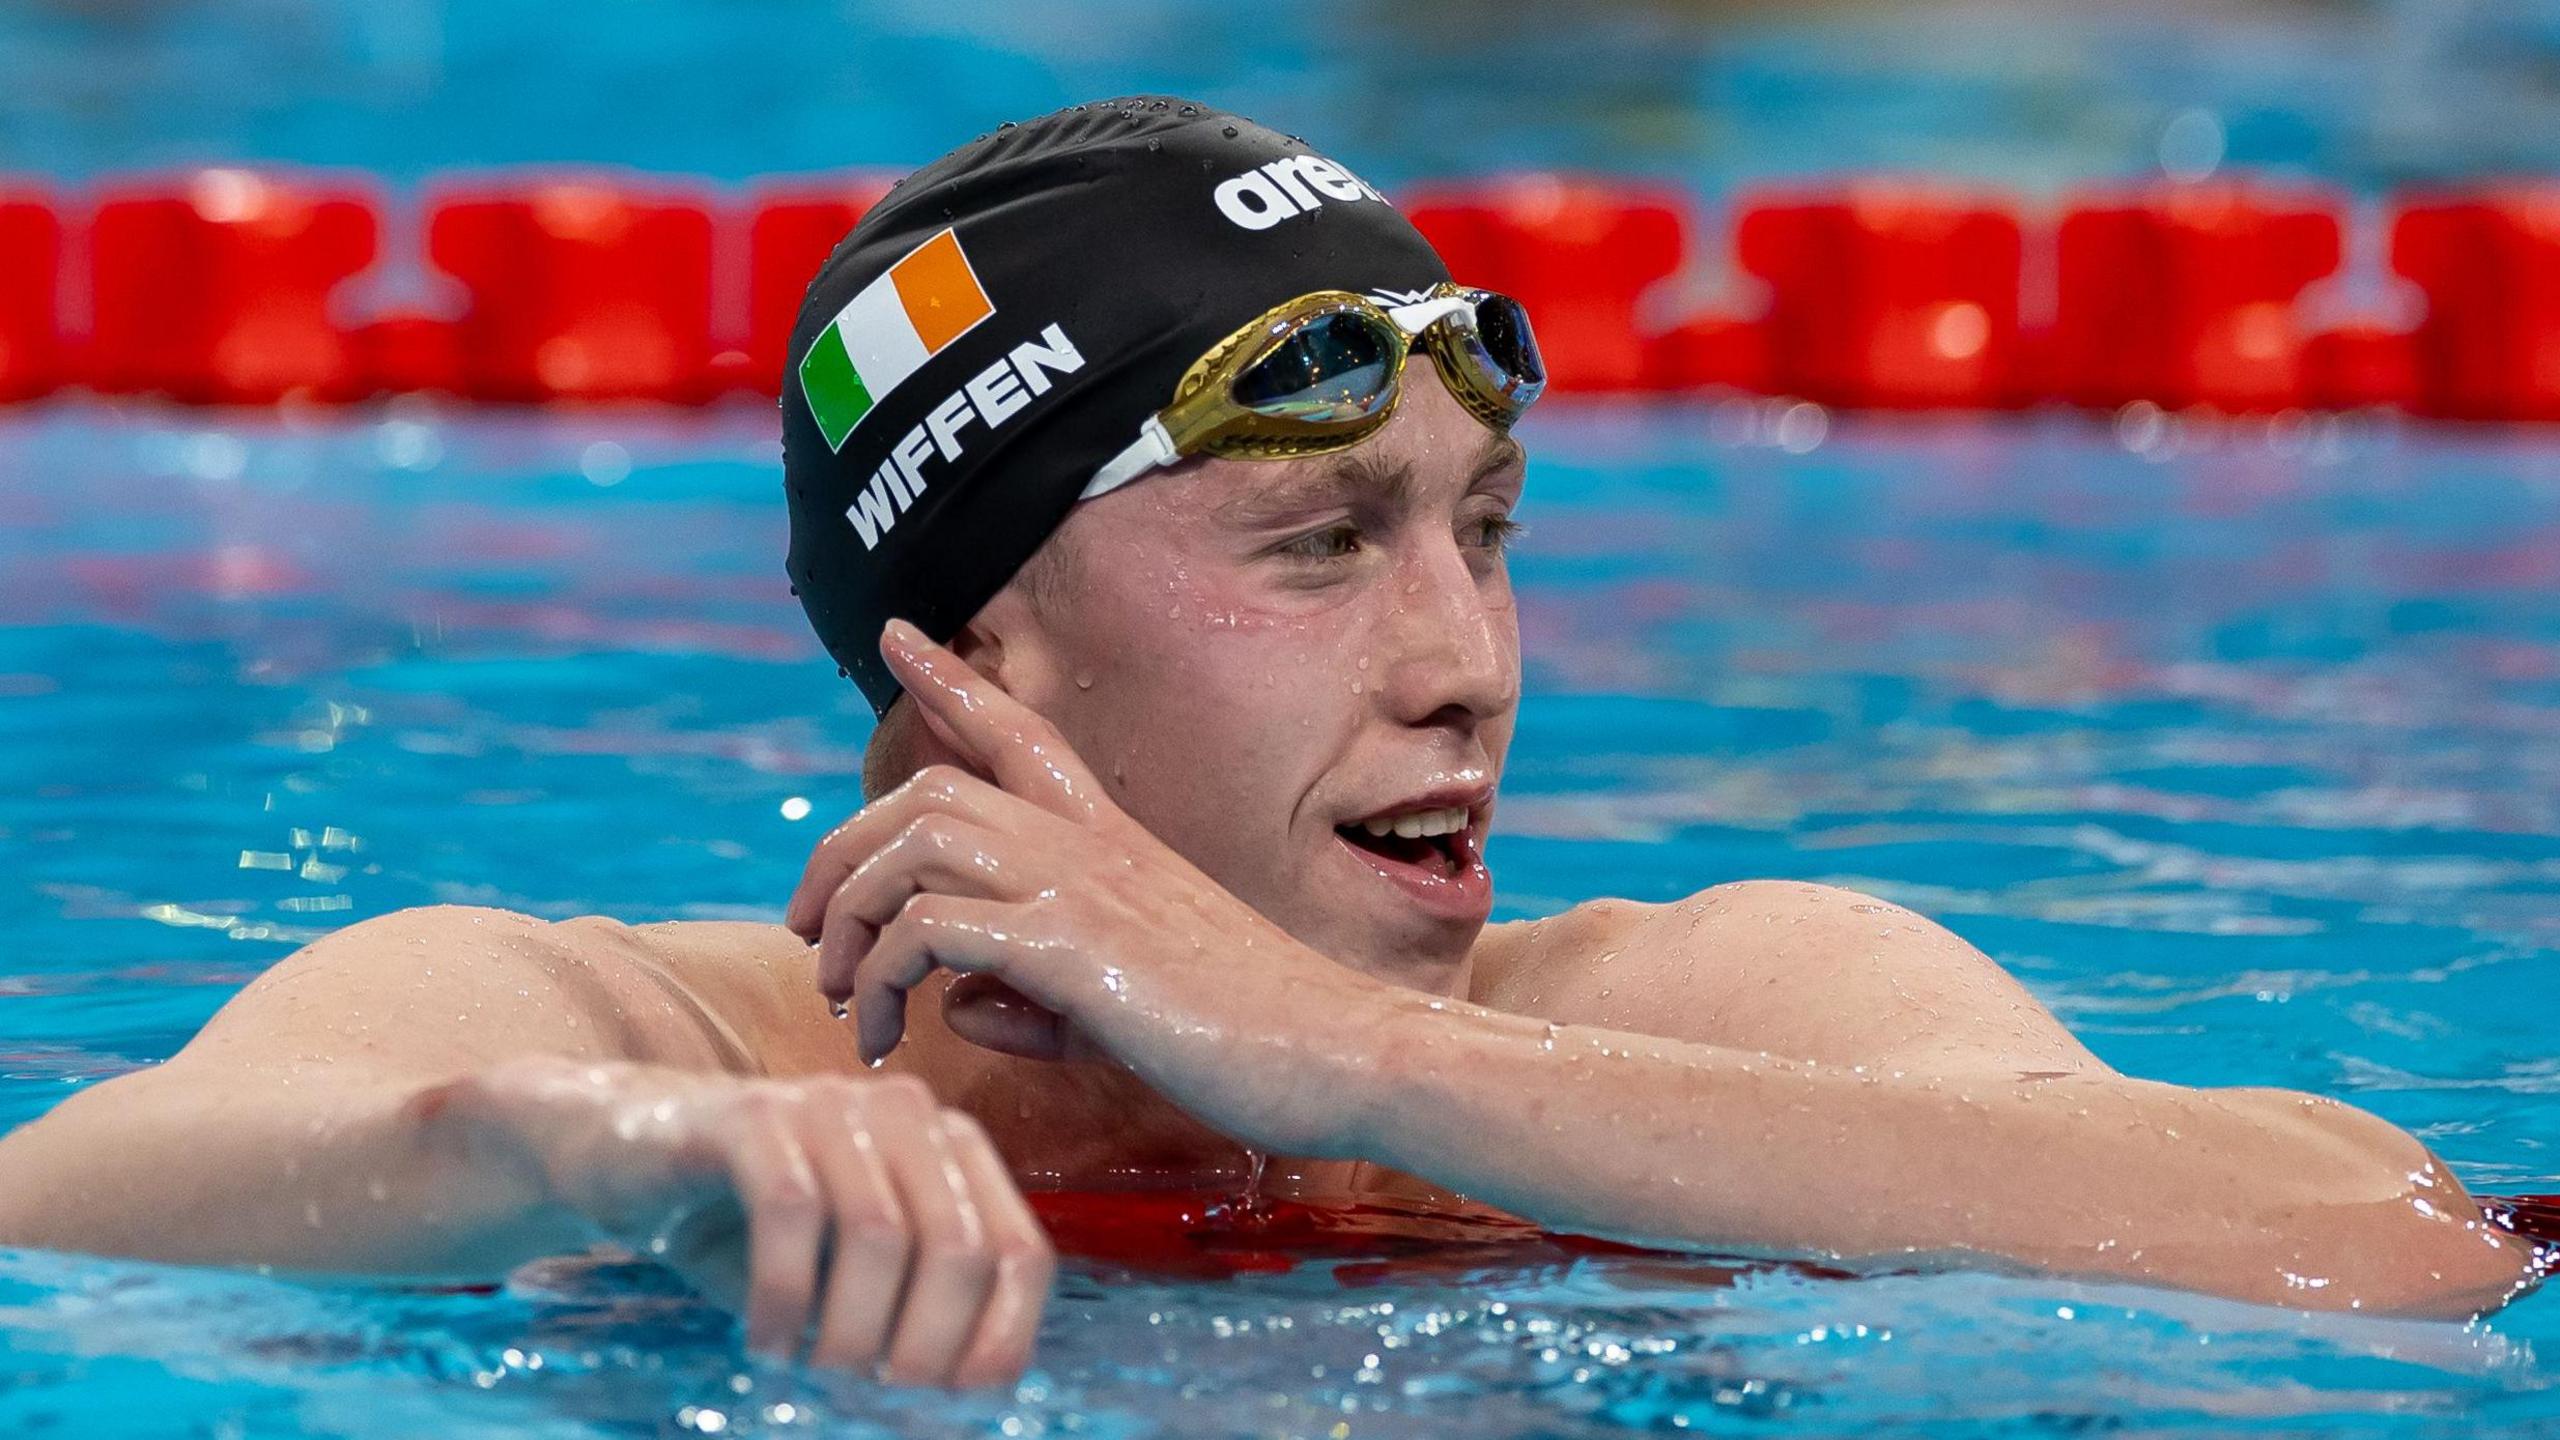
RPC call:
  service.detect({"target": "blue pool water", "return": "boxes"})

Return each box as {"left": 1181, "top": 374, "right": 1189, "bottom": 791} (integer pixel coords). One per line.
{"left": 0, "top": 399, "right": 2554, "bottom": 1434}
{"left": 12, "top": 0, "right": 2560, "bottom": 192}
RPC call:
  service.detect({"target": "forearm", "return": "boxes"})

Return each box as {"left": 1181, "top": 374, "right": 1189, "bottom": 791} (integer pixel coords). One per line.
{"left": 1354, "top": 997, "right": 2533, "bottom": 1316}
{"left": 0, "top": 1063, "right": 586, "bottom": 1277}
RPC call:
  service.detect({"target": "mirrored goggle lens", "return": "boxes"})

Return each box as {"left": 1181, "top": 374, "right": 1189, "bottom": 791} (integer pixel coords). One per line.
{"left": 1470, "top": 292, "right": 1546, "bottom": 392}
{"left": 1230, "top": 311, "right": 1400, "bottom": 423}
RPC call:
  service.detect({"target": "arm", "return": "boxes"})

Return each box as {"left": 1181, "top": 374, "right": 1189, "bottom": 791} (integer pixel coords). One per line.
{"left": 1439, "top": 883, "right": 2534, "bottom": 1314}
{"left": 1347, "top": 989, "right": 2536, "bottom": 1317}
{"left": 796, "top": 626, "right": 2538, "bottom": 1324}
{"left": 0, "top": 905, "right": 667, "bottom": 1272}
{"left": 0, "top": 905, "right": 1054, "bottom": 1385}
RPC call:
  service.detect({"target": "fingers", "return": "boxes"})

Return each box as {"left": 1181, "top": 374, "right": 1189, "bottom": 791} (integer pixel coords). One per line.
{"left": 861, "top": 1081, "right": 1003, "bottom": 1388}
{"left": 814, "top": 812, "right": 1031, "bottom": 1009}
{"left": 852, "top": 894, "right": 1021, "bottom": 1066}
{"left": 800, "top": 1090, "right": 911, "bottom": 1372}
{"left": 879, "top": 617, "right": 1111, "bottom": 828}
{"left": 938, "top": 1110, "right": 1056, "bottom": 1387}
{"left": 731, "top": 1104, "right": 826, "bottom": 1358}
{"left": 785, "top": 766, "right": 1052, "bottom": 939}
{"left": 718, "top": 1078, "right": 1053, "bottom": 1389}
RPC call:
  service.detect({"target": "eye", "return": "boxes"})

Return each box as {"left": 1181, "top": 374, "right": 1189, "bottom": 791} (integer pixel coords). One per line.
{"left": 1470, "top": 513, "right": 1526, "bottom": 555}
{"left": 1278, "top": 523, "right": 1364, "bottom": 561}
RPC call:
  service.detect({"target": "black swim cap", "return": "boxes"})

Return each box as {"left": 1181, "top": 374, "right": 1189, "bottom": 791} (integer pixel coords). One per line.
{"left": 782, "top": 96, "right": 1453, "bottom": 717}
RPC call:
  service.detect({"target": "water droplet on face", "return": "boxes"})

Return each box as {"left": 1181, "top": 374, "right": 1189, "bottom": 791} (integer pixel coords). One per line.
{"left": 1351, "top": 680, "right": 1363, "bottom": 695}
{"left": 1221, "top": 125, "right": 1239, "bottom": 138}
{"left": 1356, "top": 655, "right": 1370, "bottom": 670}
{"left": 830, "top": 1000, "right": 850, "bottom": 1021}
{"left": 1075, "top": 672, "right": 1094, "bottom": 690}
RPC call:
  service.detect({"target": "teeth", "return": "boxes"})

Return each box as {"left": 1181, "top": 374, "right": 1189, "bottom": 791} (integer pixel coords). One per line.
{"left": 1357, "top": 805, "right": 1469, "bottom": 839}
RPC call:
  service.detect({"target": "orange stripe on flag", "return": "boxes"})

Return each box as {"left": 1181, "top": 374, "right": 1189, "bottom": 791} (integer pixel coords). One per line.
{"left": 890, "top": 230, "right": 994, "bottom": 353}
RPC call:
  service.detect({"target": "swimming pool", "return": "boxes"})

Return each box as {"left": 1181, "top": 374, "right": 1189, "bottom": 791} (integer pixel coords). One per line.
{"left": 1, "top": 398, "right": 2554, "bottom": 1434}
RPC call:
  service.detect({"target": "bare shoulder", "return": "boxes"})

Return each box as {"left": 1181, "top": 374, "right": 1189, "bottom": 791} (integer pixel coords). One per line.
{"left": 1472, "top": 881, "right": 2108, "bottom": 1075}
{"left": 1467, "top": 896, "right": 1662, "bottom": 1014}
{"left": 180, "top": 904, "right": 713, "bottom": 1075}
{"left": 570, "top": 916, "right": 859, "bottom": 1076}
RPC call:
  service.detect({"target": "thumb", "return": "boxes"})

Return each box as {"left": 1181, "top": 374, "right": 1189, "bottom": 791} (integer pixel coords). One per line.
{"left": 940, "top": 975, "right": 1110, "bottom": 1065}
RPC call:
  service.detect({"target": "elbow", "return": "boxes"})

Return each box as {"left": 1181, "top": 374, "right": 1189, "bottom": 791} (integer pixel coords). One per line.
{"left": 2225, "top": 1088, "right": 2535, "bottom": 1318}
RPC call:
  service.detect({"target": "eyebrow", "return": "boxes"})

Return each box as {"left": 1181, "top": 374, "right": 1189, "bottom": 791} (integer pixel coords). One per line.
{"left": 1214, "top": 433, "right": 1526, "bottom": 525}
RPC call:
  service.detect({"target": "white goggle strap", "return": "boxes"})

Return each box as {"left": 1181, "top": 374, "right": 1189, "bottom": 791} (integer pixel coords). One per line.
{"left": 1076, "top": 296, "right": 1478, "bottom": 504}
{"left": 1078, "top": 414, "right": 1179, "bottom": 501}
{"left": 1386, "top": 294, "right": 1474, "bottom": 335}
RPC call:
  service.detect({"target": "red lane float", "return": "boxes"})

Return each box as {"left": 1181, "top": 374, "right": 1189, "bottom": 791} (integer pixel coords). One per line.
{"left": 2302, "top": 322, "right": 2419, "bottom": 412}
{"left": 0, "top": 183, "right": 61, "bottom": 402}
{"left": 16, "top": 166, "right": 2560, "bottom": 421}
{"left": 744, "top": 175, "right": 899, "bottom": 398}
{"left": 426, "top": 176, "right": 719, "bottom": 403}
{"left": 352, "top": 310, "right": 466, "bottom": 398}
{"left": 88, "top": 170, "right": 378, "bottom": 404}
{"left": 1735, "top": 186, "right": 2025, "bottom": 409}
{"left": 1643, "top": 312, "right": 1772, "bottom": 396}
{"left": 2393, "top": 187, "right": 2560, "bottom": 422}
{"left": 2053, "top": 183, "right": 2343, "bottom": 413}
{"left": 1404, "top": 176, "right": 1692, "bottom": 393}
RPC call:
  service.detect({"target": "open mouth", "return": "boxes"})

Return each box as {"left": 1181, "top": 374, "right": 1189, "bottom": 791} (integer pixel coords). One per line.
{"left": 1333, "top": 813, "right": 1467, "bottom": 879}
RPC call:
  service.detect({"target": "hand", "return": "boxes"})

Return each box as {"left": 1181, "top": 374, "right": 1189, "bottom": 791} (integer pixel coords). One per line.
{"left": 444, "top": 1057, "right": 1053, "bottom": 1387}
{"left": 782, "top": 618, "right": 1394, "bottom": 1156}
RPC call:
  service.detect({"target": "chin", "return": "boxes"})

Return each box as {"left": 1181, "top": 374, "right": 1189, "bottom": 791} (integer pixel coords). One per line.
{"left": 1296, "top": 855, "right": 1490, "bottom": 991}
{"left": 1209, "top": 831, "right": 1490, "bottom": 988}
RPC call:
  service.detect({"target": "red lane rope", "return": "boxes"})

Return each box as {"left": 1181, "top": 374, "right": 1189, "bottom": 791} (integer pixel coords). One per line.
{"left": 5, "top": 170, "right": 2560, "bottom": 419}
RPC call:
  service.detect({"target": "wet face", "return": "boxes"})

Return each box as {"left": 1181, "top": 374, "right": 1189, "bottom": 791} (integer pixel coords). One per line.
{"left": 975, "top": 365, "right": 1525, "bottom": 990}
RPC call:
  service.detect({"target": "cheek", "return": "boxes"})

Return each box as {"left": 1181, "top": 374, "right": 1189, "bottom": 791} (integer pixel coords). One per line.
{"left": 1060, "top": 570, "right": 1356, "bottom": 843}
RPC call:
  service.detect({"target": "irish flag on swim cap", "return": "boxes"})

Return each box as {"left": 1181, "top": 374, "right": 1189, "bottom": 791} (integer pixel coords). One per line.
{"left": 799, "top": 228, "right": 995, "bottom": 451}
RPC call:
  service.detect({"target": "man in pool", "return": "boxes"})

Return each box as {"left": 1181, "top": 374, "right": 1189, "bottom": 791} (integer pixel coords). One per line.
{"left": 0, "top": 98, "right": 2540, "bottom": 1389}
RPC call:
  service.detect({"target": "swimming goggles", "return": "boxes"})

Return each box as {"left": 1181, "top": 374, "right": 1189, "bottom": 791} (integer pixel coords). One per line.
{"left": 1079, "top": 282, "right": 1546, "bottom": 501}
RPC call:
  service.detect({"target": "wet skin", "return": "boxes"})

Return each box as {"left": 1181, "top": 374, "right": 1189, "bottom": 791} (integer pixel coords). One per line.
{"left": 756, "top": 366, "right": 2535, "bottom": 1306}
{"left": 0, "top": 369, "right": 2539, "bottom": 1391}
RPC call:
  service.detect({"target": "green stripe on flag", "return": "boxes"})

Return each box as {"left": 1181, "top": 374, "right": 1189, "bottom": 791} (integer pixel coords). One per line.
{"left": 799, "top": 324, "right": 874, "bottom": 451}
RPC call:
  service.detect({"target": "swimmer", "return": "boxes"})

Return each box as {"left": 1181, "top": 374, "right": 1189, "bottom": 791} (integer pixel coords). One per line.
{"left": 0, "top": 97, "right": 2539, "bottom": 1388}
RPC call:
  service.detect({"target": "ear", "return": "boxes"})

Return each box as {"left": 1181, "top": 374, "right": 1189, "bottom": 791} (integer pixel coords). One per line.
{"left": 911, "top": 592, "right": 1059, "bottom": 771}
{"left": 900, "top": 621, "right": 1007, "bottom": 767}
{"left": 952, "top": 574, "right": 1056, "bottom": 700}
{"left": 948, "top": 618, "right": 1007, "bottom": 679}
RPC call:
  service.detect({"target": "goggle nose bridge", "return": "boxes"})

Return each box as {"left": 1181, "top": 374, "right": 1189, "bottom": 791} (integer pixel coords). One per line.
{"left": 1079, "top": 287, "right": 1536, "bottom": 503}
{"left": 1384, "top": 294, "right": 1479, "bottom": 335}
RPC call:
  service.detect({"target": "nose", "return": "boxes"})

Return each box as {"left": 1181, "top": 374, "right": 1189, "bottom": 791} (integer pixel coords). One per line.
{"left": 1370, "top": 529, "right": 1520, "bottom": 729}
